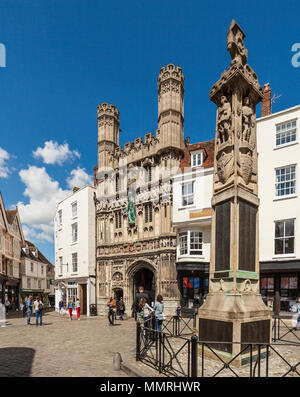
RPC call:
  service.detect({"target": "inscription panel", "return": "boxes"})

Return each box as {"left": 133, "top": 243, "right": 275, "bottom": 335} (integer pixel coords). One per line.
{"left": 199, "top": 318, "right": 233, "bottom": 354}
{"left": 239, "top": 199, "right": 257, "bottom": 271}
{"left": 215, "top": 200, "right": 231, "bottom": 271}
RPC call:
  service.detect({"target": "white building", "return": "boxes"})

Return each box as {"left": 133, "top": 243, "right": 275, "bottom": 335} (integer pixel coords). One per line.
{"left": 172, "top": 140, "right": 214, "bottom": 313}
{"left": 54, "top": 185, "right": 96, "bottom": 316}
{"left": 257, "top": 102, "right": 300, "bottom": 312}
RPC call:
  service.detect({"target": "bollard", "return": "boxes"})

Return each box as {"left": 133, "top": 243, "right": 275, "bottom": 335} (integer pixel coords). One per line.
{"left": 113, "top": 352, "right": 122, "bottom": 371}
{"left": 191, "top": 334, "right": 198, "bottom": 377}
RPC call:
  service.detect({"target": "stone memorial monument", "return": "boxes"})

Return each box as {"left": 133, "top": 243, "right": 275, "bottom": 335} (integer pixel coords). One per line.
{"left": 196, "top": 20, "right": 271, "bottom": 365}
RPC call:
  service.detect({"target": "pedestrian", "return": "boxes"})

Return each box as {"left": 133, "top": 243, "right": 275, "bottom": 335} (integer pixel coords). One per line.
{"left": 134, "top": 286, "right": 149, "bottom": 320}
{"left": 26, "top": 295, "right": 33, "bottom": 325}
{"left": 67, "top": 298, "right": 74, "bottom": 320}
{"left": 118, "top": 297, "right": 126, "bottom": 320}
{"left": 107, "top": 296, "right": 116, "bottom": 325}
{"left": 75, "top": 297, "right": 80, "bottom": 320}
{"left": 59, "top": 299, "right": 64, "bottom": 315}
{"left": 4, "top": 299, "right": 10, "bottom": 315}
{"left": 34, "top": 296, "right": 43, "bottom": 326}
{"left": 154, "top": 295, "right": 164, "bottom": 334}
{"left": 294, "top": 297, "right": 300, "bottom": 330}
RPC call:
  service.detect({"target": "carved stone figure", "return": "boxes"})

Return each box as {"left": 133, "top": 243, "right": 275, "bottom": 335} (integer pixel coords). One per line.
{"left": 242, "top": 97, "right": 254, "bottom": 142}
{"left": 125, "top": 193, "right": 136, "bottom": 224}
{"left": 217, "top": 95, "right": 232, "bottom": 144}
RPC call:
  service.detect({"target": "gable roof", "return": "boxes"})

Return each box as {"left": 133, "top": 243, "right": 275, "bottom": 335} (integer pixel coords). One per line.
{"left": 180, "top": 139, "right": 215, "bottom": 171}
{"left": 5, "top": 209, "right": 17, "bottom": 224}
{"left": 22, "top": 240, "right": 52, "bottom": 266}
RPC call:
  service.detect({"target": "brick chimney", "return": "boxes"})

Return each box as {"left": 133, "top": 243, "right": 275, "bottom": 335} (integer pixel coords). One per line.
{"left": 261, "top": 83, "right": 271, "bottom": 117}
{"left": 73, "top": 187, "right": 80, "bottom": 193}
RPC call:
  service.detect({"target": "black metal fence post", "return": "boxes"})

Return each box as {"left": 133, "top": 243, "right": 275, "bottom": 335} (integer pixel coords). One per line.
{"left": 191, "top": 335, "right": 198, "bottom": 377}
{"left": 136, "top": 322, "right": 141, "bottom": 361}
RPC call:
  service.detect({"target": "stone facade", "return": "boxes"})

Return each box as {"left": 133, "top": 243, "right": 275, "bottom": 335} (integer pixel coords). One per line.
{"left": 95, "top": 64, "right": 185, "bottom": 316}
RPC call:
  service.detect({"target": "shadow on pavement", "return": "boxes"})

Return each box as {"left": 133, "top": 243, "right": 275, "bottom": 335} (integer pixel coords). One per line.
{"left": 0, "top": 347, "right": 35, "bottom": 377}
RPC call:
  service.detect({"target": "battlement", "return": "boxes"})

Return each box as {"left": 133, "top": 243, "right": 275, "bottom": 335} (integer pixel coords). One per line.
{"left": 158, "top": 63, "right": 184, "bottom": 84}
{"left": 97, "top": 102, "right": 120, "bottom": 120}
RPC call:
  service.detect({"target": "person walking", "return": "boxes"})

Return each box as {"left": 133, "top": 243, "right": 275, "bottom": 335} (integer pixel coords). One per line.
{"left": 26, "top": 296, "right": 33, "bottom": 325}
{"left": 67, "top": 298, "right": 74, "bottom": 321}
{"left": 294, "top": 297, "right": 300, "bottom": 330}
{"left": 59, "top": 299, "right": 64, "bottom": 316}
{"left": 34, "top": 296, "right": 43, "bottom": 326}
{"left": 134, "top": 286, "right": 149, "bottom": 320}
{"left": 75, "top": 297, "right": 81, "bottom": 320}
{"left": 154, "top": 295, "right": 164, "bottom": 334}
{"left": 118, "top": 297, "right": 125, "bottom": 320}
{"left": 4, "top": 299, "right": 10, "bottom": 315}
{"left": 107, "top": 297, "right": 116, "bottom": 325}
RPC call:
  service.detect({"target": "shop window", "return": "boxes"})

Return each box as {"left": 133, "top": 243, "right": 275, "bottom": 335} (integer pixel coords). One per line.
{"left": 183, "top": 277, "right": 200, "bottom": 308}
{"left": 260, "top": 277, "right": 274, "bottom": 303}
{"left": 274, "top": 219, "right": 295, "bottom": 255}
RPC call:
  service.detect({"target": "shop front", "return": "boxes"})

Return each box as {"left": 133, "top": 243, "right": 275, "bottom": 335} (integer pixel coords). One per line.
{"left": 4, "top": 279, "right": 20, "bottom": 310}
{"left": 260, "top": 260, "right": 300, "bottom": 313}
{"left": 176, "top": 262, "right": 209, "bottom": 315}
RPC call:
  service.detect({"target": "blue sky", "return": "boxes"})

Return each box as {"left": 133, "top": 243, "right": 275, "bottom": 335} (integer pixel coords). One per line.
{"left": 0, "top": 0, "right": 299, "bottom": 263}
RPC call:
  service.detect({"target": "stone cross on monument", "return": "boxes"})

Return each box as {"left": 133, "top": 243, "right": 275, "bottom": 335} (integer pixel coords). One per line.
{"left": 196, "top": 20, "right": 271, "bottom": 365}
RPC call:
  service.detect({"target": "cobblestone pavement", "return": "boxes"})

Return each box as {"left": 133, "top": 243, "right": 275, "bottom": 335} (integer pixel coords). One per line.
{"left": 0, "top": 312, "right": 136, "bottom": 377}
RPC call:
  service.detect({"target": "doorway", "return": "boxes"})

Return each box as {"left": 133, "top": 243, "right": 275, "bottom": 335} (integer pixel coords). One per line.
{"left": 133, "top": 268, "right": 155, "bottom": 304}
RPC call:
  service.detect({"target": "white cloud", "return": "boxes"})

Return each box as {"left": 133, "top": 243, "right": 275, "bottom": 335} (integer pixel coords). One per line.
{"left": 17, "top": 166, "right": 71, "bottom": 244}
{"left": 33, "top": 140, "right": 80, "bottom": 165}
{"left": 0, "top": 147, "right": 10, "bottom": 178}
{"left": 67, "top": 167, "right": 93, "bottom": 189}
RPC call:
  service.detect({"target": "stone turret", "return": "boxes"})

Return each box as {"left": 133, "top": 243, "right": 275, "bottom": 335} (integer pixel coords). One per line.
{"left": 97, "top": 102, "right": 120, "bottom": 169}
{"left": 157, "top": 63, "right": 185, "bottom": 153}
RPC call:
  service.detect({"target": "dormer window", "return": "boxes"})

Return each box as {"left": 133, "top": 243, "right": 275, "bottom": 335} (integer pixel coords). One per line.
{"left": 191, "top": 150, "right": 203, "bottom": 167}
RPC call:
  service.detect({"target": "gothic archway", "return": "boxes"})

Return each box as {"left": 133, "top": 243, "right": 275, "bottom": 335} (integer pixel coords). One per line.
{"left": 127, "top": 260, "right": 156, "bottom": 306}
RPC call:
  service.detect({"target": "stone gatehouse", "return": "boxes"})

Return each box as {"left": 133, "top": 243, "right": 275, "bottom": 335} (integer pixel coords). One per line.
{"left": 95, "top": 63, "right": 185, "bottom": 316}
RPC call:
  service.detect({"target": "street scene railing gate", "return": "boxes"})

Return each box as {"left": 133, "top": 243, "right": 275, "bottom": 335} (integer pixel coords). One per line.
{"left": 136, "top": 319, "right": 300, "bottom": 377}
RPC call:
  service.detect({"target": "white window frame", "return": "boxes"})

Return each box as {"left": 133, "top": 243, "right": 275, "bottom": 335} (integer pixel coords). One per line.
{"left": 274, "top": 218, "right": 295, "bottom": 256}
{"left": 275, "top": 165, "right": 296, "bottom": 197}
{"left": 72, "top": 252, "right": 78, "bottom": 273}
{"left": 191, "top": 150, "right": 203, "bottom": 167}
{"left": 71, "top": 201, "right": 77, "bottom": 218}
{"left": 178, "top": 230, "right": 203, "bottom": 257}
{"left": 181, "top": 182, "right": 194, "bottom": 207}
{"left": 72, "top": 223, "right": 78, "bottom": 243}
{"left": 276, "top": 119, "right": 297, "bottom": 147}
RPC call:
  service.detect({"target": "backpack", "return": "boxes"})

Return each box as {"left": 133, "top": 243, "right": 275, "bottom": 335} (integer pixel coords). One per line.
{"left": 38, "top": 303, "right": 43, "bottom": 310}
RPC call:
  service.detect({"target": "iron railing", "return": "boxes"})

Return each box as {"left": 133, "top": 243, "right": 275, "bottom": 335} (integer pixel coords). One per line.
{"left": 161, "top": 314, "right": 195, "bottom": 337}
{"left": 272, "top": 315, "right": 300, "bottom": 344}
{"left": 136, "top": 322, "right": 300, "bottom": 377}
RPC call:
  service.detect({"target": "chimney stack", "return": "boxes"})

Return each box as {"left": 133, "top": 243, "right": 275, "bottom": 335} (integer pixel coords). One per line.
{"left": 73, "top": 187, "right": 80, "bottom": 193}
{"left": 261, "top": 83, "right": 271, "bottom": 117}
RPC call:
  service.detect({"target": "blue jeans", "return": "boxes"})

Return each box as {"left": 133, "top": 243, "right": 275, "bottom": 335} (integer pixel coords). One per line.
{"left": 27, "top": 308, "right": 32, "bottom": 324}
{"left": 156, "top": 318, "right": 163, "bottom": 333}
{"left": 36, "top": 310, "right": 42, "bottom": 326}
{"left": 296, "top": 315, "right": 300, "bottom": 328}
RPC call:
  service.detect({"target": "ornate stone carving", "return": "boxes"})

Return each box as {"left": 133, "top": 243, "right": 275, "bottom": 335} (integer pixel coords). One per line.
{"left": 112, "top": 272, "right": 123, "bottom": 282}
{"left": 217, "top": 95, "right": 232, "bottom": 145}
{"left": 227, "top": 20, "right": 248, "bottom": 66}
